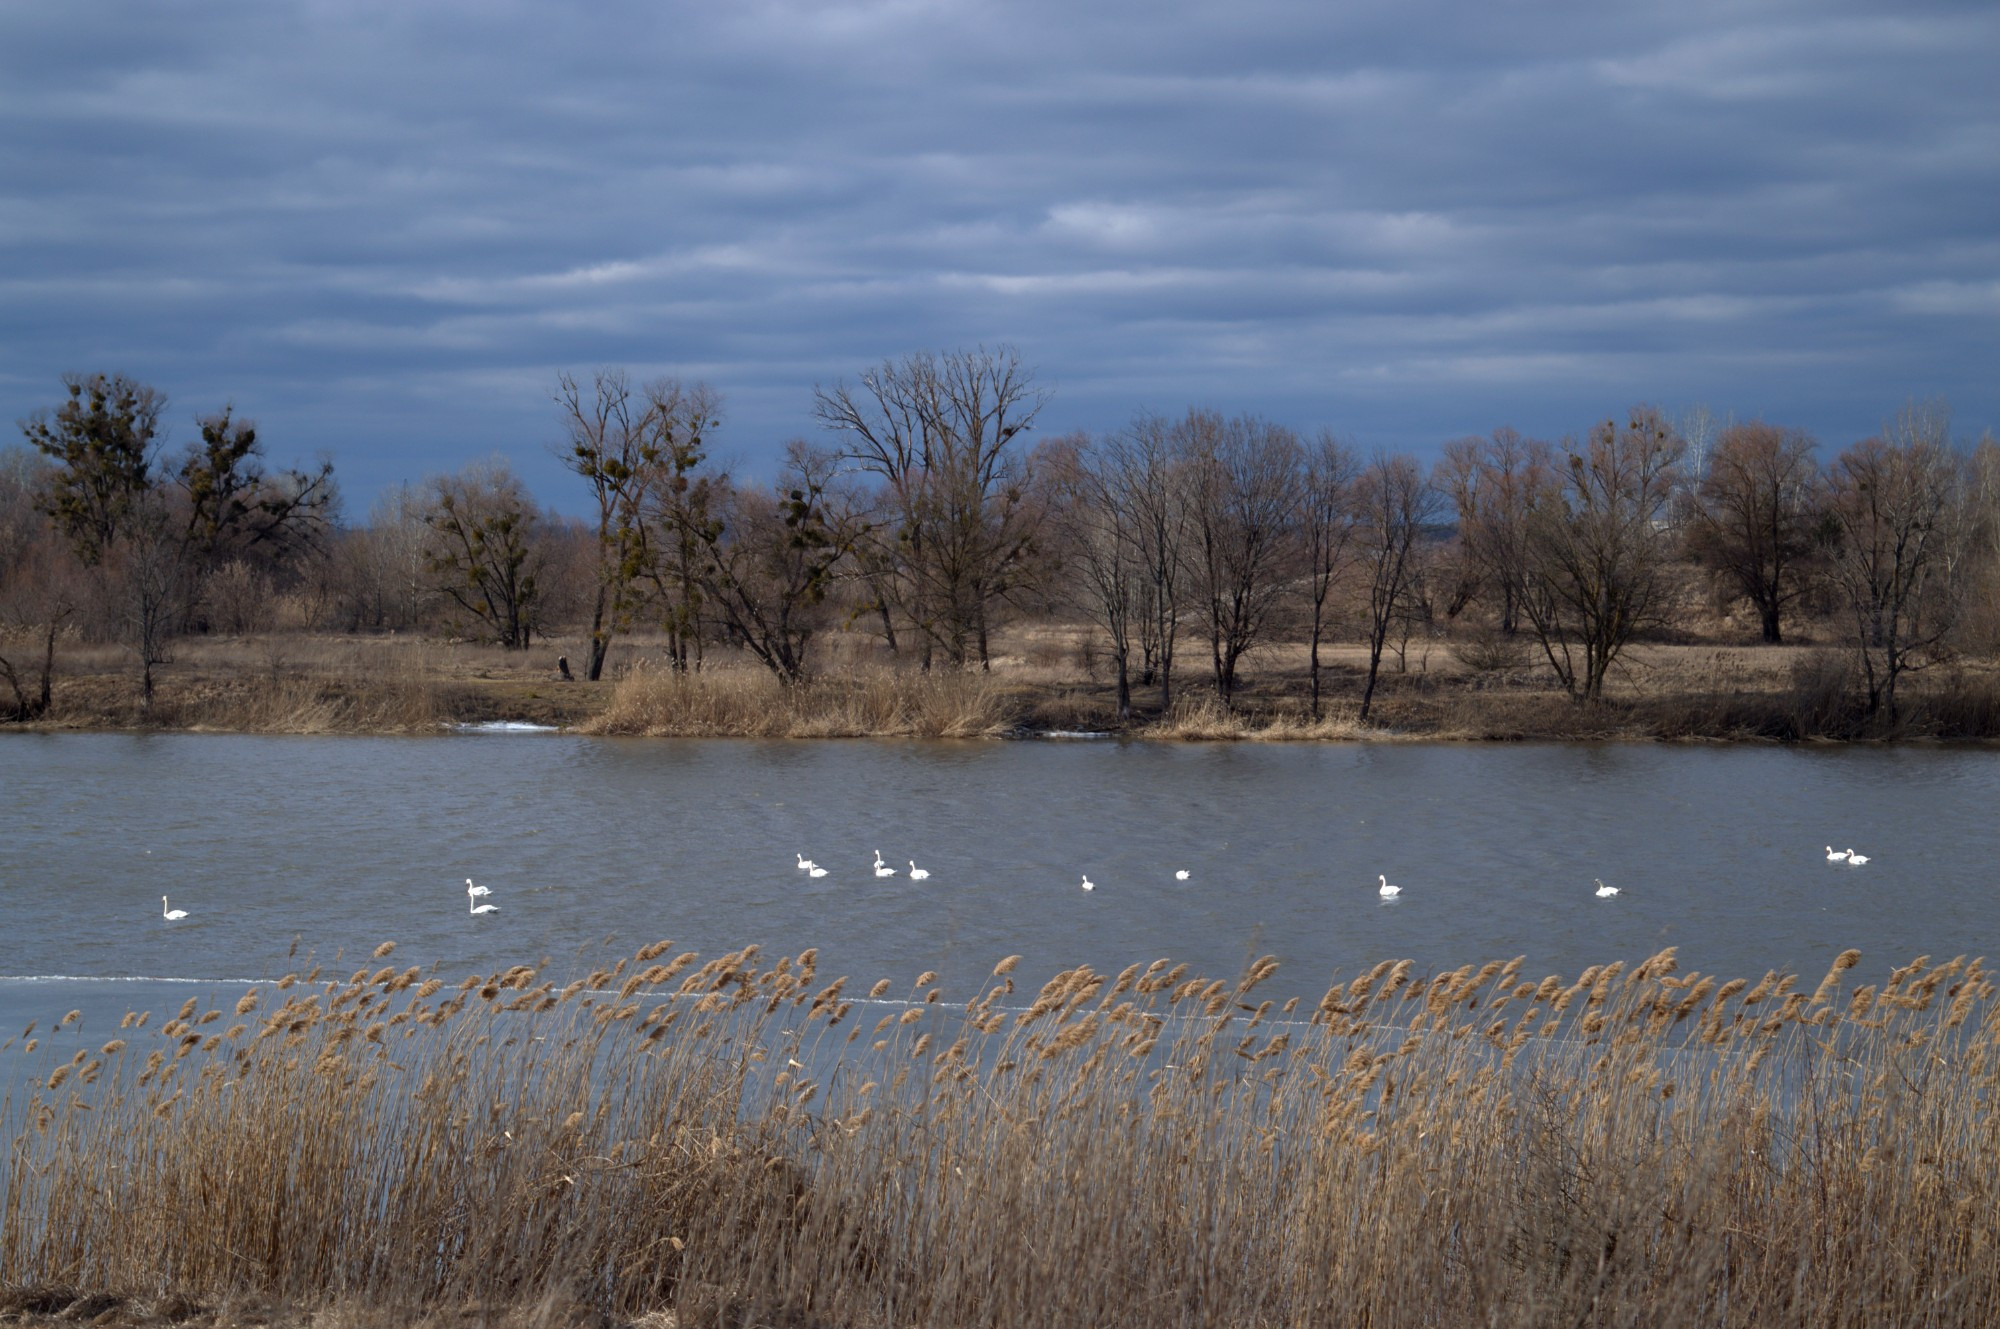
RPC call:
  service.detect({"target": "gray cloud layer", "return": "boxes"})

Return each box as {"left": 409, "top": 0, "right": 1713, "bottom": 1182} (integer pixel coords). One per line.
{"left": 3, "top": 0, "right": 1995, "bottom": 508}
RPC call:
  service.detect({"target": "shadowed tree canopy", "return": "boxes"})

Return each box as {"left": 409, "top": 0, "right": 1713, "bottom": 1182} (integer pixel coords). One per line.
{"left": 20, "top": 372, "right": 164, "bottom": 564}
{"left": 1683, "top": 422, "right": 1824, "bottom": 644}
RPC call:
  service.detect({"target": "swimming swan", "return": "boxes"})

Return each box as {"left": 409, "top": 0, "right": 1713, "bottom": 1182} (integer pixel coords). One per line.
{"left": 1175, "top": 869, "right": 1190, "bottom": 881}
{"left": 809, "top": 864, "right": 828, "bottom": 877}
{"left": 797, "top": 854, "right": 816, "bottom": 871}
{"left": 162, "top": 896, "right": 188, "bottom": 920}
{"left": 466, "top": 878, "right": 491, "bottom": 898}
{"left": 1845, "top": 849, "right": 1869, "bottom": 866}
{"left": 1595, "top": 878, "right": 1620, "bottom": 897}
{"left": 1080, "top": 874, "right": 1095, "bottom": 892}
{"left": 908, "top": 860, "right": 930, "bottom": 880}
{"left": 1378, "top": 875, "right": 1401, "bottom": 899}
{"left": 1825, "top": 846, "right": 1848, "bottom": 863}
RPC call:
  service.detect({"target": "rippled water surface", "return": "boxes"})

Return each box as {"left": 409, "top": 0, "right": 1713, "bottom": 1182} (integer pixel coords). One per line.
{"left": 5, "top": 732, "right": 1997, "bottom": 1032}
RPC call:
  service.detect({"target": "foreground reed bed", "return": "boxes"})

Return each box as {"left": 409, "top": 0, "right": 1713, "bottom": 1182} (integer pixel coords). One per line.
{"left": 6, "top": 941, "right": 1999, "bottom": 1327}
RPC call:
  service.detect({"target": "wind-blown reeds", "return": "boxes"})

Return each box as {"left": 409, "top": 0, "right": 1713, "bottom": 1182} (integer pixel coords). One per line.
{"left": 5, "top": 942, "right": 2000, "bottom": 1327}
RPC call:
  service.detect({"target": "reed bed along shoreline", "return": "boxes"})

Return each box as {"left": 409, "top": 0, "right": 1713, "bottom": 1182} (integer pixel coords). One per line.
{"left": 6, "top": 941, "right": 1999, "bottom": 1327}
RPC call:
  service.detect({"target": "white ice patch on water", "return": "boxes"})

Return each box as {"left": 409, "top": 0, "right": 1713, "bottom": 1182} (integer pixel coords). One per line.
{"left": 454, "top": 721, "right": 563, "bottom": 734}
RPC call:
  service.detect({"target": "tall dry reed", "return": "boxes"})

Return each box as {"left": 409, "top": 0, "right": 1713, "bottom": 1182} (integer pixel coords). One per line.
{"left": 583, "top": 664, "right": 1017, "bottom": 739}
{"left": 6, "top": 942, "right": 2000, "bottom": 1326}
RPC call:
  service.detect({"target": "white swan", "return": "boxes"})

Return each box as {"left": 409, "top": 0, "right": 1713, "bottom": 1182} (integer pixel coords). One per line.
{"left": 874, "top": 853, "right": 896, "bottom": 877}
{"left": 797, "top": 854, "right": 816, "bottom": 871}
{"left": 1845, "top": 849, "right": 1869, "bottom": 866}
{"left": 1378, "top": 874, "right": 1401, "bottom": 899}
{"left": 1175, "top": 869, "right": 1190, "bottom": 881}
{"left": 1595, "top": 878, "right": 1620, "bottom": 897}
{"left": 161, "top": 895, "right": 188, "bottom": 921}
{"left": 469, "top": 897, "right": 499, "bottom": 915}
{"left": 908, "top": 860, "right": 930, "bottom": 880}
{"left": 1825, "top": 846, "right": 1848, "bottom": 863}
{"left": 466, "top": 878, "right": 491, "bottom": 898}
{"left": 808, "top": 865, "right": 828, "bottom": 878}
{"left": 1080, "top": 874, "right": 1095, "bottom": 892}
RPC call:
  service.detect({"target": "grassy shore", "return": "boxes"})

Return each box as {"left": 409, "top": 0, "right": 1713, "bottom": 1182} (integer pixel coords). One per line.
{"left": 10, "top": 624, "right": 2000, "bottom": 741}
{"left": 5, "top": 940, "right": 1998, "bottom": 1327}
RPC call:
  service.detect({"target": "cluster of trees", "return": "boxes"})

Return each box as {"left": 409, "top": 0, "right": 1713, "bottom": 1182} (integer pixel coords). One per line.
{"left": 4, "top": 354, "right": 1995, "bottom": 726}
{"left": 1, "top": 373, "right": 336, "bottom": 714}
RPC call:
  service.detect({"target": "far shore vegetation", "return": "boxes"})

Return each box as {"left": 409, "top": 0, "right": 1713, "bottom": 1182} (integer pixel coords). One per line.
{"left": 6, "top": 357, "right": 2000, "bottom": 742}
{"left": 5, "top": 939, "right": 2000, "bottom": 1327}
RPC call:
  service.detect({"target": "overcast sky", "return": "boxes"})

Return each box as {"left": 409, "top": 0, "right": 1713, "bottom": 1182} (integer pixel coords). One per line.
{"left": 3, "top": 0, "right": 1995, "bottom": 514}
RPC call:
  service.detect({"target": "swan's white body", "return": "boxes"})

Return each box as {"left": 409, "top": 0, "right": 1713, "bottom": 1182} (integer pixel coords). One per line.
{"left": 1595, "top": 879, "right": 1620, "bottom": 897}
{"left": 161, "top": 895, "right": 187, "bottom": 920}
{"left": 470, "top": 900, "right": 499, "bottom": 915}
{"left": 1826, "top": 846, "right": 1848, "bottom": 863}
{"left": 1175, "top": 869, "right": 1190, "bottom": 881}
{"left": 1378, "top": 874, "right": 1401, "bottom": 899}
{"left": 1080, "top": 874, "right": 1095, "bottom": 892}
{"left": 808, "top": 865, "right": 828, "bottom": 877}
{"left": 874, "top": 860, "right": 896, "bottom": 877}
{"left": 908, "top": 860, "right": 930, "bottom": 880}
{"left": 466, "top": 878, "right": 491, "bottom": 898}
{"left": 797, "top": 854, "right": 815, "bottom": 871}
{"left": 1845, "top": 850, "right": 1869, "bottom": 866}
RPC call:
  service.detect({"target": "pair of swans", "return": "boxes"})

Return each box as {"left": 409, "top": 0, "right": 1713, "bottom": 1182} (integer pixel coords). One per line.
{"left": 796, "top": 853, "right": 828, "bottom": 878}
{"left": 1826, "top": 846, "right": 1870, "bottom": 866}
{"left": 877, "top": 850, "right": 934, "bottom": 880}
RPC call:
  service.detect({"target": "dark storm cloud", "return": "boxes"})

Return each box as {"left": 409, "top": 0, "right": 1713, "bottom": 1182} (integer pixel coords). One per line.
{"left": 2, "top": 0, "right": 1994, "bottom": 508}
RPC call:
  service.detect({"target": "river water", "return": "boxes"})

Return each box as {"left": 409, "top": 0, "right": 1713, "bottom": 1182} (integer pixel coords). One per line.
{"left": 3, "top": 732, "right": 1996, "bottom": 1037}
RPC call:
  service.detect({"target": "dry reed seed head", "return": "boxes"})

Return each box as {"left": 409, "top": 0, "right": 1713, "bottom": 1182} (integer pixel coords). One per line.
{"left": 869, "top": 979, "right": 892, "bottom": 998}
{"left": 914, "top": 970, "right": 939, "bottom": 989}
{"left": 177, "top": 998, "right": 198, "bottom": 1021}
{"left": 372, "top": 941, "right": 396, "bottom": 958}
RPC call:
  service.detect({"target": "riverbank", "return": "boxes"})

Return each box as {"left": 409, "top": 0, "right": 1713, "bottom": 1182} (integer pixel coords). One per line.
{"left": 9, "top": 626, "right": 2000, "bottom": 741}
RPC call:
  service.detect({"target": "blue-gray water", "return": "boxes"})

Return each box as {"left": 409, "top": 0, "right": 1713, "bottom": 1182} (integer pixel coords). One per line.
{"left": 4, "top": 732, "right": 1996, "bottom": 1038}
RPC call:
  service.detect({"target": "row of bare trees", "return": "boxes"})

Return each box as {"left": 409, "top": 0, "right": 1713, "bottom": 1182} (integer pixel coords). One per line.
{"left": 7, "top": 357, "right": 1993, "bottom": 725}
{"left": 1444, "top": 401, "right": 1992, "bottom": 719}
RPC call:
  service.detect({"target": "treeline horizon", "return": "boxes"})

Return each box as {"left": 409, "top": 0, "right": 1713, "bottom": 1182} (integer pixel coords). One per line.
{"left": 4, "top": 351, "right": 1998, "bottom": 732}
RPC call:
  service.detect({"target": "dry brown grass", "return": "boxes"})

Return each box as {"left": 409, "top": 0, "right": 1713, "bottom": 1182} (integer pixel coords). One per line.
{"left": 7, "top": 941, "right": 2000, "bottom": 1327}
{"left": 581, "top": 662, "right": 1019, "bottom": 739}
{"left": 15, "top": 624, "right": 2000, "bottom": 742}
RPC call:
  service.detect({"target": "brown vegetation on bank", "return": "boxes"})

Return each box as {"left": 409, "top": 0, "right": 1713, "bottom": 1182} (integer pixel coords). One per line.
{"left": 6, "top": 939, "right": 2000, "bottom": 1327}
{"left": 12, "top": 623, "right": 2000, "bottom": 742}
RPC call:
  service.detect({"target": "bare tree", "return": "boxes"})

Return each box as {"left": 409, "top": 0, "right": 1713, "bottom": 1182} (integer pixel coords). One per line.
{"left": 1437, "top": 428, "right": 1555, "bottom": 636}
{"left": 422, "top": 459, "right": 543, "bottom": 649}
{"left": 97, "top": 489, "right": 203, "bottom": 709}
{"left": 1300, "top": 431, "right": 1359, "bottom": 720}
{"left": 681, "top": 444, "right": 854, "bottom": 683}
{"left": 1105, "top": 413, "right": 1198, "bottom": 711}
{"left": 1353, "top": 454, "right": 1440, "bottom": 722}
{"left": 1184, "top": 412, "right": 1302, "bottom": 708}
{"left": 1683, "top": 422, "right": 1823, "bottom": 643}
{"left": 556, "top": 369, "right": 651, "bottom": 680}
{"left": 812, "top": 347, "right": 1047, "bottom": 669}
{"left": 642, "top": 378, "right": 725, "bottom": 672}
{"left": 0, "top": 449, "right": 77, "bottom": 719}
{"left": 1824, "top": 402, "right": 1966, "bottom": 722}
{"left": 330, "top": 484, "right": 436, "bottom": 631}
{"left": 1043, "top": 432, "right": 1142, "bottom": 718}
{"left": 1518, "top": 408, "right": 1685, "bottom": 702}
